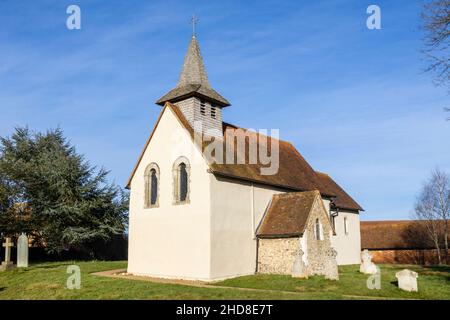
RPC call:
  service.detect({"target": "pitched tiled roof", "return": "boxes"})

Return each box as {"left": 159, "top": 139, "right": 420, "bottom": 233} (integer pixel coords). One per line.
{"left": 156, "top": 84, "right": 230, "bottom": 107}
{"left": 257, "top": 191, "right": 320, "bottom": 238}
{"left": 126, "top": 103, "right": 365, "bottom": 206}
{"left": 204, "top": 122, "right": 336, "bottom": 197}
{"left": 316, "top": 172, "right": 363, "bottom": 211}
{"left": 360, "top": 220, "right": 448, "bottom": 250}
{"left": 170, "top": 104, "right": 336, "bottom": 197}
{"left": 156, "top": 36, "right": 230, "bottom": 107}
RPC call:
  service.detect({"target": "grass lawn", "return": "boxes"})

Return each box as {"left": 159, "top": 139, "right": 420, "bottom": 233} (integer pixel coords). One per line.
{"left": 0, "top": 261, "right": 448, "bottom": 300}
{"left": 217, "top": 264, "right": 450, "bottom": 300}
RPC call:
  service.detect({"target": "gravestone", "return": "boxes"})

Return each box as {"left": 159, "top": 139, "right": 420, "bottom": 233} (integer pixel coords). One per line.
{"left": 17, "top": 233, "right": 29, "bottom": 268}
{"left": 324, "top": 247, "right": 339, "bottom": 280}
{"left": 291, "top": 249, "right": 307, "bottom": 278}
{"left": 395, "top": 269, "right": 418, "bottom": 292}
{"left": 359, "top": 249, "right": 377, "bottom": 274}
{"left": 1, "top": 237, "right": 15, "bottom": 271}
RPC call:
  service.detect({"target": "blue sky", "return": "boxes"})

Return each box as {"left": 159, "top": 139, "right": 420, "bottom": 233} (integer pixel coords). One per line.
{"left": 0, "top": 0, "right": 448, "bottom": 220}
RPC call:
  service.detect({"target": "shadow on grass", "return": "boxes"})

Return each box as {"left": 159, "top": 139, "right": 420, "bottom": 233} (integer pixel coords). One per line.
{"left": 390, "top": 280, "right": 399, "bottom": 288}
{"left": 423, "top": 265, "right": 450, "bottom": 273}
{"left": 30, "top": 263, "right": 72, "bottom": 270}
{"left": 419, "top": 265, "right": 450, "bottom": 281}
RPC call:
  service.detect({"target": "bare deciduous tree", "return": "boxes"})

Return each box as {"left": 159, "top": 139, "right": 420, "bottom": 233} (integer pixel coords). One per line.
{"left": 421, "top": 0, "right": 450, "bottom": 88}
{"left": 414, "top": 168, "right": 450, "bottom": 264}
{"left": 421, "top": 1, "right": 450, "bottom": 120}
{"left": 433, "top": 169, "right": 450, "bottom": 262}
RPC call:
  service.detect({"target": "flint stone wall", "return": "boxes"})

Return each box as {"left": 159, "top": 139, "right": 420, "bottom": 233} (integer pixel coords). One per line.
{"left": 257, "top": 197, "right": 338, "bottom": 279}
{"left": 305, "top": 198, "right": 333, "bottom": 277}
{"left": 257, "top": 238, "right": 299, "bottom": 274}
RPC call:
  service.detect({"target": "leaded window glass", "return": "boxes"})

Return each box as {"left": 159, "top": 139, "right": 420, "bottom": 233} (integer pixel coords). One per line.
{"left": 150, "top": 169, "right": 158, "bottom": 205}
{"left": 179, "top": 163, "right": 188, "bottom": 202}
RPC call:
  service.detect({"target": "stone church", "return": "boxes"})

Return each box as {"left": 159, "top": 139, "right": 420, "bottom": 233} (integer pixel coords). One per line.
{"left": 126, "top": 34, "right": 363, "bottom": 281}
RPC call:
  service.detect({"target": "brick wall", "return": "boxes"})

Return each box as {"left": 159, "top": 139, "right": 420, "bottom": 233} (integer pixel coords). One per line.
{"left": 369, "top": 249, "right": 450, "bottom": 265}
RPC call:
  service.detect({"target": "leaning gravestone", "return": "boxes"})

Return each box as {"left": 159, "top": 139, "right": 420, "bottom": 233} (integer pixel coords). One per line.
{"left": 0, "top": 237, "right": 15, "bottom": 271}
{"left": 17, "top": 233, "right": 29, "bottom": 268}
{"left": 395, "top": 269, "right": 418, "bottom": 292}
{"left": 359, "top": 249, "right": 378, "bottom": 274}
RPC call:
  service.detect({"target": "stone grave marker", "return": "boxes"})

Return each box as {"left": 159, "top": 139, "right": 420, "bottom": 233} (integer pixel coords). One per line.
{"left": 17, "top": 233, "right": 29, "bottom": 268}
{"left": 395, "top": 269, "right": 418, "bottom": 292}
{"left": 359, "top": 249, "right": 377, "bottom": 274}
{"left": 291, "top": 249, "right": 307, "bottom": 278}
{"left": 1, "top": 237, "right": 15, "bottom": 271}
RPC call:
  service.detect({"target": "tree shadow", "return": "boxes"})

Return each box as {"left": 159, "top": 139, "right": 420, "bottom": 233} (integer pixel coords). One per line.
{"left": 421, "top": 265, "right": 450, "bottom": 282}
{"left": 423, "top": 265, "right": 450, "bottom": 273}
{"left": 31, "top": 263, "right": 72, "bottom": 270}
{"left": 399, "top": 221, "right": 449, "bottom": 265}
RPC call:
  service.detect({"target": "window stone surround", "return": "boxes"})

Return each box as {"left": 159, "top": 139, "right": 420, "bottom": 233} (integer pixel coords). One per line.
{"left": 144, "top": 162, "right": 160, "bottom": 208}
{"left": 172, "top": 156, "right": 191, "bottom": 205}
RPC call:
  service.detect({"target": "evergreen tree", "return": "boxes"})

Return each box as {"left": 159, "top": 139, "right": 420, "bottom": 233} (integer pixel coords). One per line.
{"left": 0, "top": 127, "right": 128, "bottom": 255}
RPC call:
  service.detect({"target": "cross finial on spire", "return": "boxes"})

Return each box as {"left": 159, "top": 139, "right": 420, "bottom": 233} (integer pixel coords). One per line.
{"left": 191, "top": 15, "right": 199, "bottom": 37}
{"left": 155, "top": 20, "right": 231, "bottom": 107}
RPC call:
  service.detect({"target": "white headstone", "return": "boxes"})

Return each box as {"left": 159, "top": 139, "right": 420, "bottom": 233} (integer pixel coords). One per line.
{"left": 359, "top": 249, "right": 378, "bottom": 274}
{"left": 396, "top": 269, "right": 418, "bottom": 292}
{"left": 17, "top": 233, "right": 29, "bottom": 268}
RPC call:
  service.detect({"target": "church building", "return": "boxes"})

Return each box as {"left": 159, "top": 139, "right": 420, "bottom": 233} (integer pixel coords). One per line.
{"left": 126, "top": 34, "right": 363, "bottom": 281}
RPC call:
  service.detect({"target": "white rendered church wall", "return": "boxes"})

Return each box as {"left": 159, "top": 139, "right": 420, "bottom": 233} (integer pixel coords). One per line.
{"left": 320, "top": 197, "right": 361, "bottom": 265}
{"left": 321, "top": 198, "right": 331, "bottom": 215}
{"left": 127, "top": 107, "right": 212, "bottom": 280}
{"left": 330, "top": 210, "right": 361, "bottom": 265}
{"left": 209, "top": 176, "right": 284, "bottom": 279}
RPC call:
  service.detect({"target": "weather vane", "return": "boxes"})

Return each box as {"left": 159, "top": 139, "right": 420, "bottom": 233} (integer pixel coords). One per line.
{"left": 191, "top": 15, "right": 199, "bottom": 37}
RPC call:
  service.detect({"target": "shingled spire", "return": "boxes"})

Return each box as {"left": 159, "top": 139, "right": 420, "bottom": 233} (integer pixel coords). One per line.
{"left": 178, "top": 36, "right": 210, "bottom": 87}
{"left": 156, "top": 36, "right": 230, "bottom": 107}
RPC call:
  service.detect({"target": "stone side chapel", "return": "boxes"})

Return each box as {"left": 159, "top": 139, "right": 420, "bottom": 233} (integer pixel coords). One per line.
{"left": 257, "top": 191, "right": 338, "bottom": 280}
{"left": 126, "top": 34, "right": 363, "bottom": 281}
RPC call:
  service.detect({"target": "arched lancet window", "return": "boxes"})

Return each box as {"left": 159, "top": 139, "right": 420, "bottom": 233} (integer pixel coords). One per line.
{"left": 150, "top": 169, "right": 158, "bottom": 205}
{"left": 315, "top": 218, "right": 323, "bottom": 241}
{"left": 173, "top": 156, "right": 190, "bottom": 204}
{"left": 179, "top": 163, "right": 188, "bottom": 202}
{"left": 144, "top": 163, "right": 160, "bottom": 208}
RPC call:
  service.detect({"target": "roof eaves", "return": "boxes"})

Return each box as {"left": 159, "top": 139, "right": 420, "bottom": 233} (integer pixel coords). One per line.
{"left": 125, "top": 102, "right": 194, "bottom": 189}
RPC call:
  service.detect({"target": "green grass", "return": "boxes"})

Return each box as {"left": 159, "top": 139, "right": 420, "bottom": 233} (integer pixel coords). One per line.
{"left": 0, "top": 261, "right": 448, "bottom": 299}
{"left": 0, "top": 261, "right": 313, "bottom": 300}
{"left": 216, "top": 264, "right": 450, "bottom": 300}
